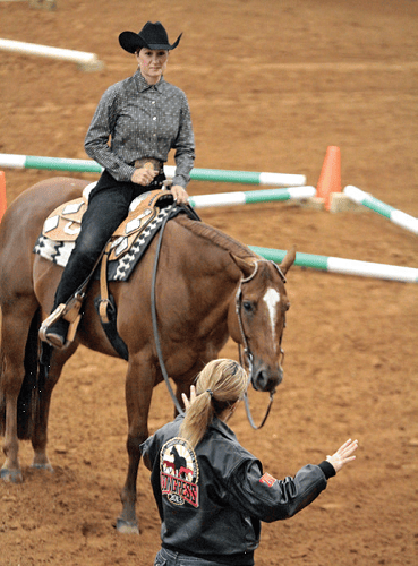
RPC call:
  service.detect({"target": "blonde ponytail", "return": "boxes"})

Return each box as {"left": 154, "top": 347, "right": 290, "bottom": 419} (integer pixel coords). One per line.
{"left": 179, "top": 359, "right": 248, "bottom": 449}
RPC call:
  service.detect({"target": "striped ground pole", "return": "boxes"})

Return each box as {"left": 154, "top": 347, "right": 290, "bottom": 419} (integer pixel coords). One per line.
{"left": 343, "top": 185, "right": 418, "bottom": 235}
{"left": 188, "top": 187, "right": 316, "bottom": 208}
{"left": 249, "top": 246, "right": 418, "bottom": 283}
{"left": 0, "top": 154, "right": 306, "bottom": 187}
{"left": 0, "top": 39, "right": 103, "bottom": 70}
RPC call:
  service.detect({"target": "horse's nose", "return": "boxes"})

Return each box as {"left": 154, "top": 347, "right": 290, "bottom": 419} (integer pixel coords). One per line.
{"left": 253, "top": 365, "right": 283, "bottom": 392}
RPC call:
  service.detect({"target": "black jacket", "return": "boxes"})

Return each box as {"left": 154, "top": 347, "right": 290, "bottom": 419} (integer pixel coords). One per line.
{"left": 142, "top": 415, "right": 334, "bottom": 565}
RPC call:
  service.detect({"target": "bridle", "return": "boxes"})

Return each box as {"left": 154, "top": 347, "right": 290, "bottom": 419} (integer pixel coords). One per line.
{"left": 235, "top": 259, "right": 287, "bottom": 429}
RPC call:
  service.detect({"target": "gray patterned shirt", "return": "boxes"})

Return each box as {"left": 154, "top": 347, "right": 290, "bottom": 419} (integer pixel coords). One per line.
{"left": 84, "top": 70, "right": 195, "bottom": 188}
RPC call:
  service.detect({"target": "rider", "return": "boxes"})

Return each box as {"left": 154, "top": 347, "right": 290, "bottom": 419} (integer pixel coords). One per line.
{"left": 40, "top": 21, "right": 195, "bottom": 348}
{"left": 142, "top": 358, "right": 359, "bottom": 566}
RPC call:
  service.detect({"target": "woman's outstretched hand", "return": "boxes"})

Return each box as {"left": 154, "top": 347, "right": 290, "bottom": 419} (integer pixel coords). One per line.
{"left": 326, "top": 438, "right": 358, "bottom": 473}
{"left": 181, "top": 385, "right": 196, "bottom": 410}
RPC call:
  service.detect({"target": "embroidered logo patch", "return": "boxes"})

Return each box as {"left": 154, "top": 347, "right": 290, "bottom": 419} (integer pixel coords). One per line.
{"left": 259, "top": 473, "right": 277, "bottom": 488}
{"left": 160, "top": 438, "right": 199, "bottom": 507}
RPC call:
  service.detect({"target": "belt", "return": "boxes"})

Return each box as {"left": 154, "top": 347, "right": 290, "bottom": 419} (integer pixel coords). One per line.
{"left": 132, "top": 157, "right": 164, "bottom": 173}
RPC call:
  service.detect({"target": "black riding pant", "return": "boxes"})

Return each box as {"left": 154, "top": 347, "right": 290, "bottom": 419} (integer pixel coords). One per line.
{"left": 52, "top": 170, "right": 163, "bottom": 309}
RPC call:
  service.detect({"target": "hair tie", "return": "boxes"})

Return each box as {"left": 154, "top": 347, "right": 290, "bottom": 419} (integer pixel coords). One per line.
{"left": 206, "top": 388, "right": 214, "bottom": 398}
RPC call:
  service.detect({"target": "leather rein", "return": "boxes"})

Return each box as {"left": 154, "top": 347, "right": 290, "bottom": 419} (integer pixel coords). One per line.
{"left": 151, "top": 214, "right": 287, "bottom": 427}
{"left": 236, "top": 259, "right": 287, "bottom": 429}
{"left": 151, "top": 213, "right": 185, "bottom": 416}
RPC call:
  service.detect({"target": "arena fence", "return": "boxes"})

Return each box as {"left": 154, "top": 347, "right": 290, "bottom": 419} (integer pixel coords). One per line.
{"left": 343, "top": 185, "right": 418, "bottom": 235}
{"left": 250, "top": 246, "right": 418, "bottom": 283}
{"left": 0, "top": 154, "right": 307, "bottom": 186}
{"left": 0, "top": 38, "right": 103, "bottom": 70}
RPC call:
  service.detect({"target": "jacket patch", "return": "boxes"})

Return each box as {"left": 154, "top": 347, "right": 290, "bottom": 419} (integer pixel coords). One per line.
{"left": 160, "top": 437, "right": 199, "bottom": 507}
{"left": 259, "top": 472, "right": 277, "bottom": 487}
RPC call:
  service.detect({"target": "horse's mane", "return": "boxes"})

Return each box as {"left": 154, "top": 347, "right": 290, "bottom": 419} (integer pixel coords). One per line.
{"left": 175, "top": 215, "right": 258, "bottom": 259}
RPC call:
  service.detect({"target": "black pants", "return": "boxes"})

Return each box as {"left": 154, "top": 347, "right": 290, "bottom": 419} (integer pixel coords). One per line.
{"left": 52, "top": 170, "right": 163, "bottom": 309}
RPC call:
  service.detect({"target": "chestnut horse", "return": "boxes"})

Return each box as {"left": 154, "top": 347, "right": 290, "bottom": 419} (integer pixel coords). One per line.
{"left": 0, "top": 177, "right": 295, "bottom": 532}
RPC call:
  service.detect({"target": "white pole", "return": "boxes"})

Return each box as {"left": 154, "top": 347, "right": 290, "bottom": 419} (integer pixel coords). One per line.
{"left": 0, "top": 38, "right": 103, "bottom": 70}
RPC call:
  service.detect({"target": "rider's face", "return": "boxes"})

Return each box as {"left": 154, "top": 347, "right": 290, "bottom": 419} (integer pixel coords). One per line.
{"left": 136, "top": 48, "right": 169, "bottom": 84}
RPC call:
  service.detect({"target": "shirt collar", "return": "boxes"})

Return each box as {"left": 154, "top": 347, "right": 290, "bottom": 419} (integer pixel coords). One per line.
{"left": 135, "top": 69, "right": 165, "bottom": 93}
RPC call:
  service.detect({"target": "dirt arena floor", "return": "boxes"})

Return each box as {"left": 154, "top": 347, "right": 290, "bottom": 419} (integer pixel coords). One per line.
{"left": 1, "top": 0, "right": 417, "bottom": 564}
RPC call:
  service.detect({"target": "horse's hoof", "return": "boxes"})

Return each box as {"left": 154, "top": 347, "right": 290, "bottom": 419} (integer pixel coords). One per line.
{"left": 31, "top": 462, "right": 54, "bottom": 472}
{"left": 0, "top": 467, "right": 23, "bottom": 483}
{"left": 116, "top": 517, "right": 139, "bottom": 534}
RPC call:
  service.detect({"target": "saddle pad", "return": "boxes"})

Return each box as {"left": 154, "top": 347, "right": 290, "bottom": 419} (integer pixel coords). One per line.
{"left": 41, "top": 187, "right": 173, "bottom": 261}
{"left": 34, "top": 205, "right": 199, "bottom": 282}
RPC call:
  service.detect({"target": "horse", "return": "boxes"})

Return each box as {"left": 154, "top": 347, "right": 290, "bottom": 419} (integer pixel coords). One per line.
{"left": 0, "top": 177, "right": 296, "bottom": 532}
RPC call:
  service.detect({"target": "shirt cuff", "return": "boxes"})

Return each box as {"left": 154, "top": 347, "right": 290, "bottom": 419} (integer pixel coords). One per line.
{"left": 171, "top": 176, "right": 188, "bottom": 189}
{"left": 318, "top": 461, "right": 336, "bottom": 479}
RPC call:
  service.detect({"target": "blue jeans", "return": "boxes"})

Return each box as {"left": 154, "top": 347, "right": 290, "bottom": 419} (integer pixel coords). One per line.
{"left": 154, "top": 547, "right": 254, "bottom": 566}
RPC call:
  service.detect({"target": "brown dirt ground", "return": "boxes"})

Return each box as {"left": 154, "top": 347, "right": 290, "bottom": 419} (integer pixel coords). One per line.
{"left": 1, "top": 0, "right": 417, "bottom": 564}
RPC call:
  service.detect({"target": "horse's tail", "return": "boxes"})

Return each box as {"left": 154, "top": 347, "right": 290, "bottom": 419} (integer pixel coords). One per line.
{"left": 15, "top": 307, "right": 43, "bottom": 440}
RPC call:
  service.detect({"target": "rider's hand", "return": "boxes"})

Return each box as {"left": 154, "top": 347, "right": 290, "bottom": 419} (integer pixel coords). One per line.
{"left": 131, "top": 168, "right": 158, "bottom": 186}
{"left": 181, "top": 385, "right": 196, "bottom": 410}
{"left": 326, "top": 438, "right": 358, "bottom": 473}
{"left": 171, "top": 185, "right": 189, "bottom": 204}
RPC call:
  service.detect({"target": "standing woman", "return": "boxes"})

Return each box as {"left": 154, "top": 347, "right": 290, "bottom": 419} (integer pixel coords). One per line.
{"left": 142, "top": 359, "right": 358, "bottom": 566}
{"left": 40, "top": 21, "right": 195, "bottom": 348}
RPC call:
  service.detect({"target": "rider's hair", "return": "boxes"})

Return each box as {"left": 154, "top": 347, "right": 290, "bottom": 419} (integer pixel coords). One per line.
{"left": 179, "top": 359, "right": 248, "bottom": 449}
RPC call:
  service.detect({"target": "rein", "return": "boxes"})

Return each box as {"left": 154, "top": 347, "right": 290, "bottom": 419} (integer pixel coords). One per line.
{"left": 151, "top": 212, "right": 185, "bottom": 416}
{"left": 236, "top": 260, "right": 287, "bottom": 430}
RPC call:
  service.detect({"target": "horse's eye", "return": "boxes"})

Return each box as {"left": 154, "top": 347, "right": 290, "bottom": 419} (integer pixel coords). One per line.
{"left": 243, "top": 301, "right": 253, "bottom": 312}
{"left": 283, "top": 301, "right": 290, "bottom": 312}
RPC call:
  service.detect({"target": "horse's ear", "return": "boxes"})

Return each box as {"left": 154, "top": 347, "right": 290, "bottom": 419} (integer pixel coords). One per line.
{"left": 279, "top": 245, "right": 297, "bottom": 275}
{"left": 230, "top": 253, "right": 256, "bottom": 278}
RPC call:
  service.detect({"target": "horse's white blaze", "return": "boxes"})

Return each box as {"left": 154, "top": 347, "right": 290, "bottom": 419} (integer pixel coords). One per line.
{"left": 263, "top": 288, "right": 281, "bottom": 347}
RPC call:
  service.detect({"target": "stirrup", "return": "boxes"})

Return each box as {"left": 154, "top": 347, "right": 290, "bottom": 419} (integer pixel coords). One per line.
{"left": 39, "top": 304, "right": 68, "bottom": 347}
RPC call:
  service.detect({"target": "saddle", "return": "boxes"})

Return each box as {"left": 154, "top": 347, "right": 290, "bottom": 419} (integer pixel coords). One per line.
{"left": 42, "top": 184, "right": 174, "bottom": 261}
{"left": 38, "top": 186, "right": 182, "bottom": 356}
{"left": 37, "top": 185, "right": 201, "bottom": 357}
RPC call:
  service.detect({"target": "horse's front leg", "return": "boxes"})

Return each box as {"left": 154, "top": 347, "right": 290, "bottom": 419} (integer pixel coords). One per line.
{"left": 117, "top": 350, "right": 155, "bottom": 534}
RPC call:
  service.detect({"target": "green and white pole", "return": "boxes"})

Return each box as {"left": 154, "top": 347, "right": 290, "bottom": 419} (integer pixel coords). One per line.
{"left": 0, "top": 154, "right": 306, "bottom": 187}
{"left": 188, "top": 187, "right": 316, "bottom": 208}
{"left": 249, "top": 246, "right": 418, "bottom": 283}
{"left": 343, "top": 185, "right": 418, "bottom": 235}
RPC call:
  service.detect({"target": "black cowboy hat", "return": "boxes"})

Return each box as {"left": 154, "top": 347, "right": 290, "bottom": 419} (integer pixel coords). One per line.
{"left": 119, "top": 21, "right": 182, "bottom": 53}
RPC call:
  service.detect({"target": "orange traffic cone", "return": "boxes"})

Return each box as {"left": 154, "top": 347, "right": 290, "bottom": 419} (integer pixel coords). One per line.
{"left": 316, "top": 146, "right": 341, "bottom": 211}
{"left": 0, "top": 171, "right": 6, "bottom": 222}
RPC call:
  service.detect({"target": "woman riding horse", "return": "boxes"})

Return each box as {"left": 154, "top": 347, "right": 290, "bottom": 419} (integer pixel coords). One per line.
{"left": 40, "top": 21, "right": 195, "bottom": 348}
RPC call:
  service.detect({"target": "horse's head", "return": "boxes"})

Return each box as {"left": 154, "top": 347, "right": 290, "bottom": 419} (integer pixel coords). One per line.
{"left": 228, "top": 247, "right": 296, "bottom": 394}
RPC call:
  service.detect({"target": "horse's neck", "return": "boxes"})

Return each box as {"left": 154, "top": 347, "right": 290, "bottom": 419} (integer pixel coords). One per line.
{"left": 174, "top": 216, "right": 255, "bottom": 284}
